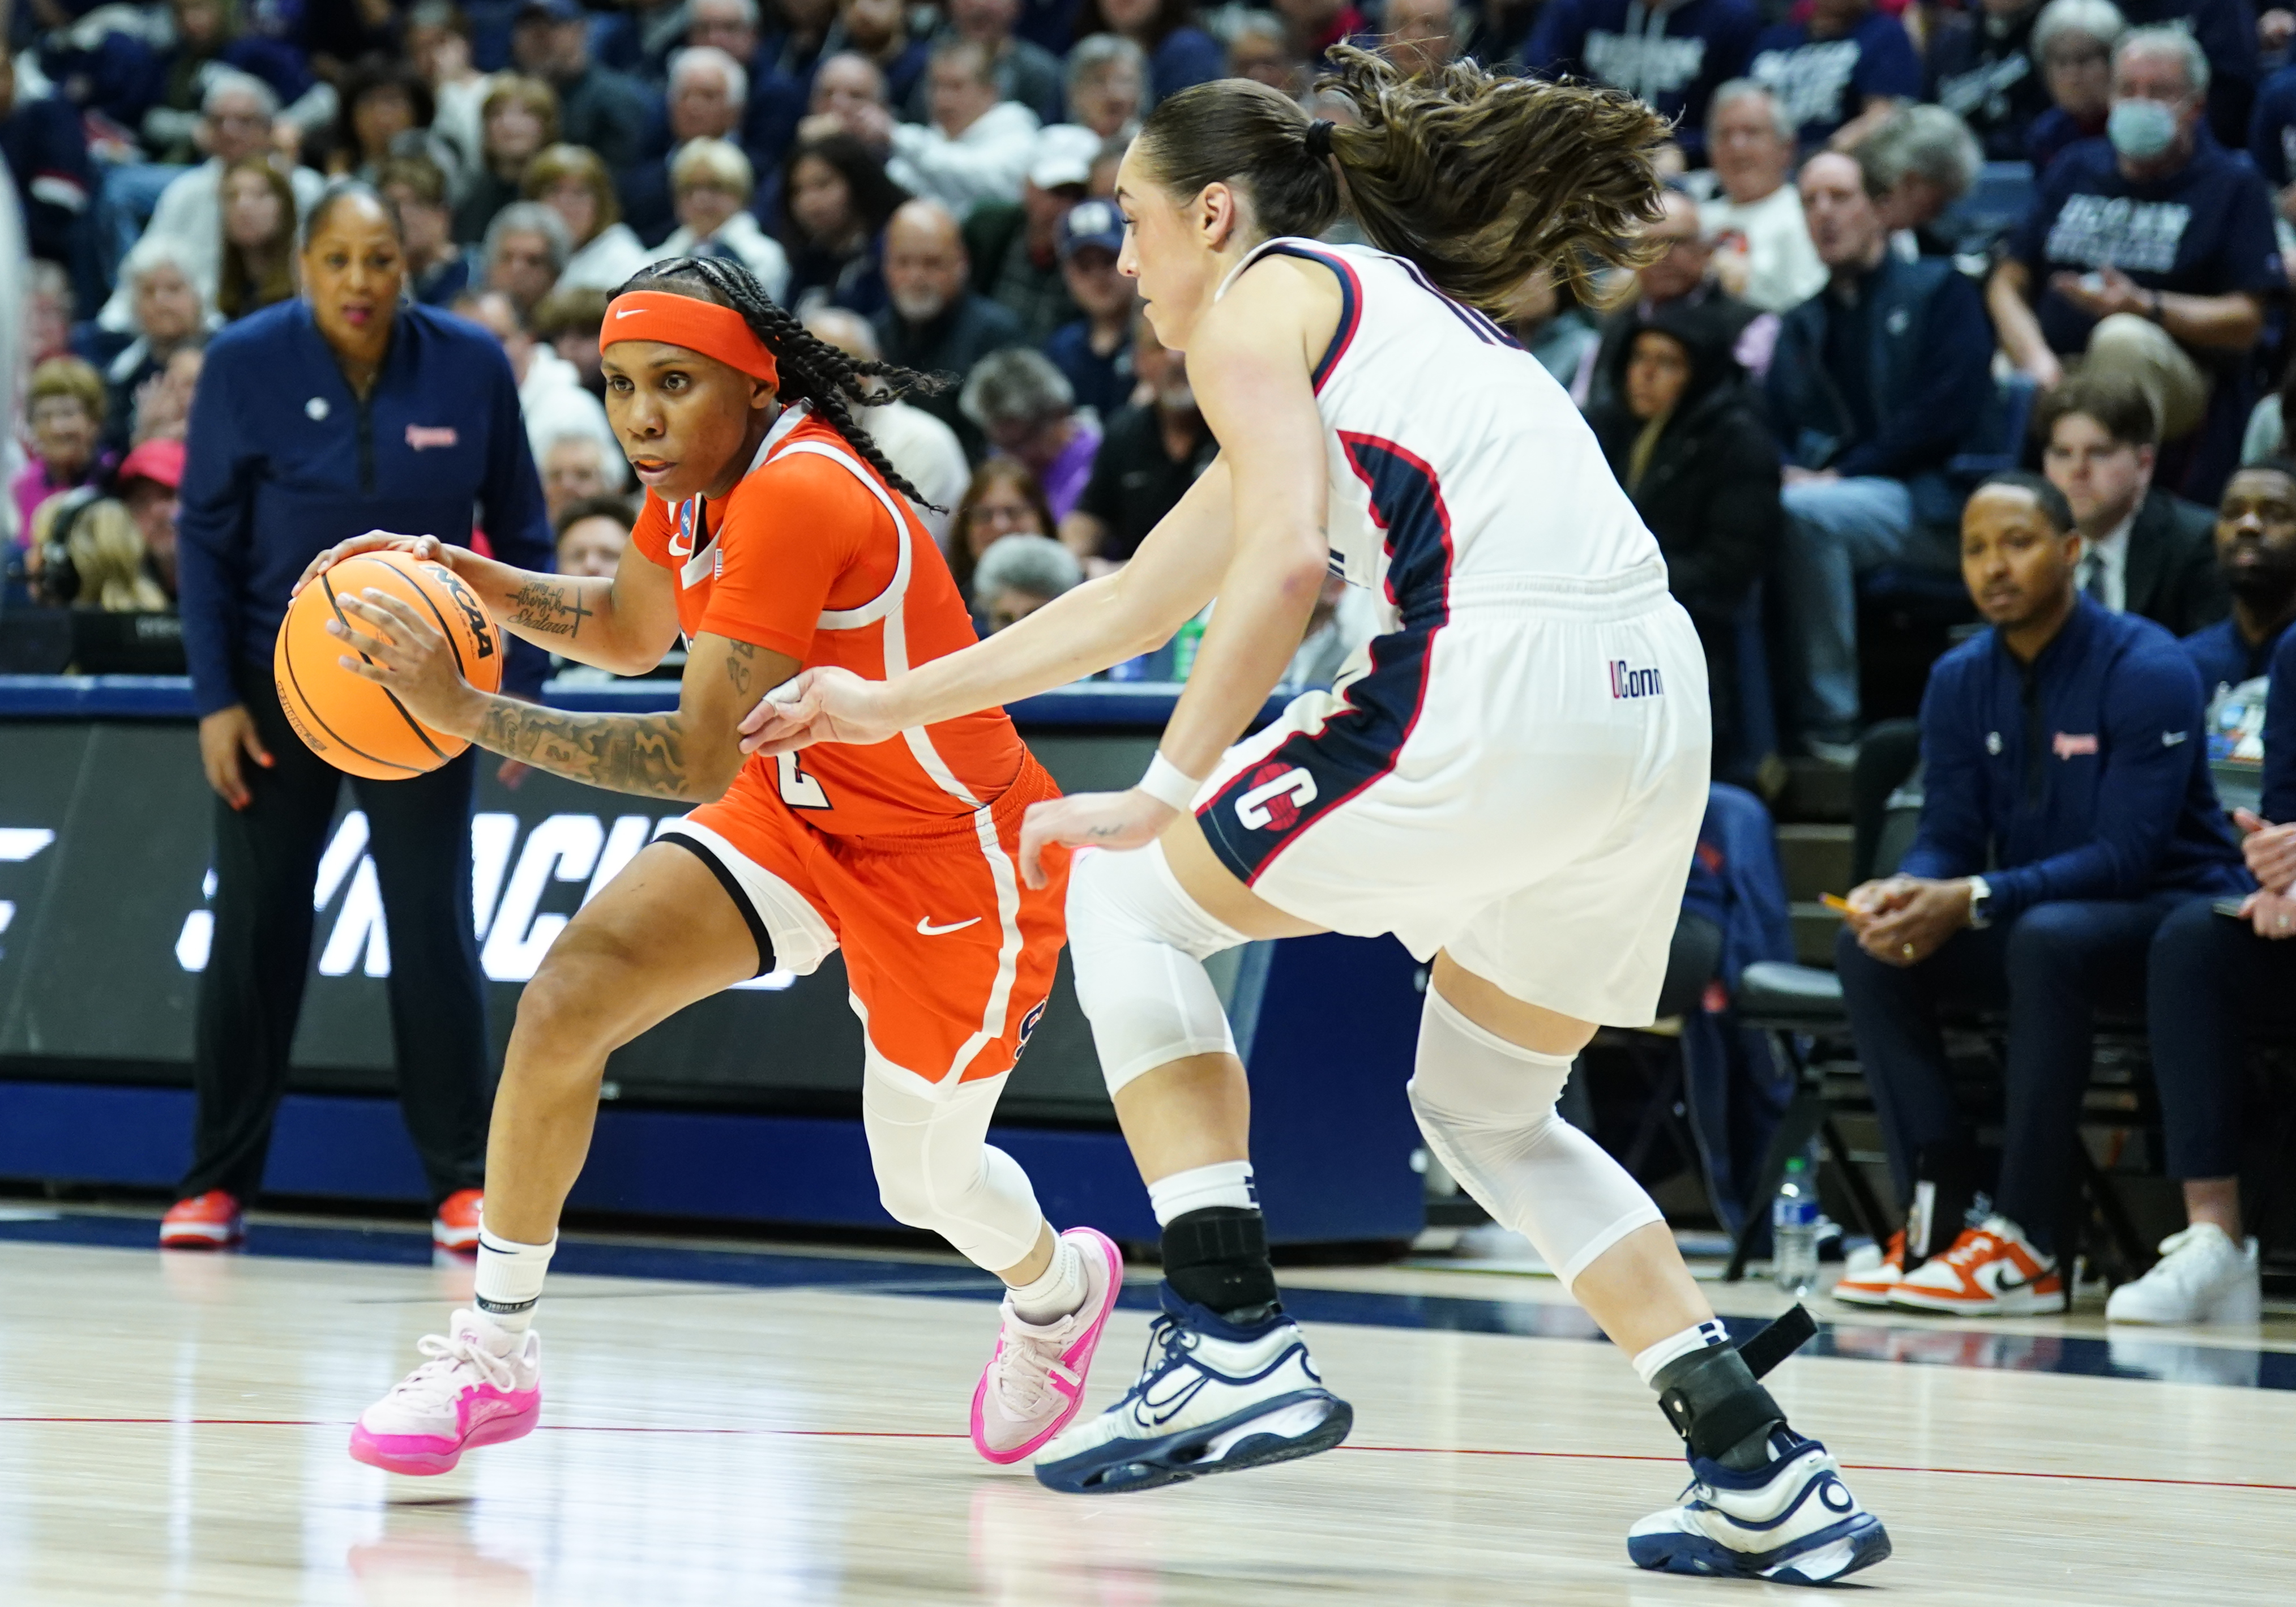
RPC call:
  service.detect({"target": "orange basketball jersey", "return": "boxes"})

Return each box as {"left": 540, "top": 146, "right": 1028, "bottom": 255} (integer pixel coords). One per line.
{"left": 631, "top": 404, "right": 1028, "bottom": 834}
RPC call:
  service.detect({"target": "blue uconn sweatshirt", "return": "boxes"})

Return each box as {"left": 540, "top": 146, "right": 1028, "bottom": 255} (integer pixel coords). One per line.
{"left": 177, "top": 300, "right": 554, "bottom": 717}
{"left": 1901, "top": 599, "right": 2246, "bottom": 918}
{"left": 1526, "top": 0, "right": 1761, "bottom": 163}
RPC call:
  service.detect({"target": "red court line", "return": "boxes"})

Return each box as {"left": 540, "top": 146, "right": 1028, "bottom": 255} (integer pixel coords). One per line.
{"left": 6, "top": 1418, "right": 2289, "bottom": 1493}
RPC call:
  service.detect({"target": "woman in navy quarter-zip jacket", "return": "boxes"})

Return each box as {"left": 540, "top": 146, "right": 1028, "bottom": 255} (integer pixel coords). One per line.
{"left": 166, "top": 180, "right": 556, "bottom": 1251}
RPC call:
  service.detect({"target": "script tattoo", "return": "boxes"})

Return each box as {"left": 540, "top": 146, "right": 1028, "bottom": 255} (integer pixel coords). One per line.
{"left": 475, "top": 703, "right": 699, "bottom": 799}
{"left": 505, "top": 580, "right": 595, "bottom": 640}
{"left": 724, "top": 638, "right": 758, "bottom": 696}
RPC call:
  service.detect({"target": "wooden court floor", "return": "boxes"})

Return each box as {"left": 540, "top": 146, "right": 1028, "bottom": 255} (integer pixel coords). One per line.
{"left": 1, "top": 1219, "right": 2291, "bottom": 1605}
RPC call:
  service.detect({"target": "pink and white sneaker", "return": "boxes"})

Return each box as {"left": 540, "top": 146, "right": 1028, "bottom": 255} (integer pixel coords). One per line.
{"left": 972, "top": 1227, "right": 1123, "bottom": 1465}
{"left": 349, "top": 1310, "right": 541, "bottom": 1476}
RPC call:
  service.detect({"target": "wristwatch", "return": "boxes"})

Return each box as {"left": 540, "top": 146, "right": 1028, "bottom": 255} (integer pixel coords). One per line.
{"left": 1966, "top": 875, "right": 1993, "bottom": 930}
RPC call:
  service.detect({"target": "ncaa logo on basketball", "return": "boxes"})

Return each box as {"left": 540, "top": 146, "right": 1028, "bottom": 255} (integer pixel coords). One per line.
{"left": 1235, "top": 763, "right": 1317, "bottom": 831}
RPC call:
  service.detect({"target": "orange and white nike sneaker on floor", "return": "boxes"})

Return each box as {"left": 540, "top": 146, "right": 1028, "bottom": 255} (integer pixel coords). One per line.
{"left": 159, "top": 1191, "right": 243, "bottom": 1248}
{"left": 431, "top": 1190, "right": 484, "bottom": 1253}
{"left": 1887, "top": 1216, "right": 2063, "bottom": 1315}
{"left": 1829, "top": 1230, "right": 1907, "bottom": 1307}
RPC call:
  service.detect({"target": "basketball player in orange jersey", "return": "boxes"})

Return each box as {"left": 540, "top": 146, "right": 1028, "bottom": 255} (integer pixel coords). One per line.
{"left": 298, "top": 257, "right": 1125, "bottom": 1477}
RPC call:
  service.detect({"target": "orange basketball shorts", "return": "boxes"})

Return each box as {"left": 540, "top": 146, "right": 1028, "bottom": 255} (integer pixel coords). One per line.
{"left": 660, "top": 753, "right": 1068, "bottom": 1085}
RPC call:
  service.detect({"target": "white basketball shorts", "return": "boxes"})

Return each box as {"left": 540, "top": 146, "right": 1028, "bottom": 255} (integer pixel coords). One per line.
{"left": 1192, "top": 562, "right": 1710, "bottom": 1027}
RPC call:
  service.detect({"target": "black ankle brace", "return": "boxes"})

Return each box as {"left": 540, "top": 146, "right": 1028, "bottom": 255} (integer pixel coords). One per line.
{"left": 1161, "top": 1206, "right": 1280, "bottom": 1319}
{"left": 1651, "top": 1306, "right": 1815, "bottom": 1472}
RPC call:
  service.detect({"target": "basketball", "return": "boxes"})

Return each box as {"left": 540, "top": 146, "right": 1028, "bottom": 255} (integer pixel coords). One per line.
{"left": 273, "top": 548, "right": 503, "bottom": 779}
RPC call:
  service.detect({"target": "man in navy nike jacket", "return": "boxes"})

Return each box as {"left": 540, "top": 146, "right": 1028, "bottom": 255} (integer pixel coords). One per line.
{"left": 1830, "top": 471, "right": 2244, "bottom": 1315}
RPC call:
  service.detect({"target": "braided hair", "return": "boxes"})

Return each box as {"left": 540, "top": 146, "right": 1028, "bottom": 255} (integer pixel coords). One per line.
{"left": 614, "top": 255, "right": 952, "bottom": 509}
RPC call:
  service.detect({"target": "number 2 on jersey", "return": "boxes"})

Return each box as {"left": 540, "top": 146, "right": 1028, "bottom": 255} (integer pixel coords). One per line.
{"left": 776, "top": 751, "right": 831, "bottom": 809}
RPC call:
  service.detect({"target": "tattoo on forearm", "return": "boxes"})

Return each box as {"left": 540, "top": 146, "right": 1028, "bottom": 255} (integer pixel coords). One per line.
{"left": 475, "top": 700, "right": 698, "bottom": 798}
{"left": 505, "top": 580, "right": 596, "bottom": 640}
{"left": 724, "top": 638, "right": 757, "bottom": 696}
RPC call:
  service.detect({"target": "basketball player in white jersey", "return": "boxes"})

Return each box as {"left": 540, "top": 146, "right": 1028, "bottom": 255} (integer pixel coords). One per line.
{"left": 743, "top": 49, "right": 1890, "bottom": 1583}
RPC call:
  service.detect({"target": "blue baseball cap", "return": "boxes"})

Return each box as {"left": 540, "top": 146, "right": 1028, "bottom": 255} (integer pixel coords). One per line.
{"left": 1057, "top": 198, "right": 1124, "bottom": 262}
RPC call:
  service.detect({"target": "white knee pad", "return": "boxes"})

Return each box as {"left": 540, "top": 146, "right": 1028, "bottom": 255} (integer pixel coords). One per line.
{"left": 862, "top": 1045, "right": 1044, "bottom": 1271}
{"left": 1066, "top": 843, "right": 1244, "bottom": 1096}
{"left": 1406, "top": 983, "right": 1663, "bottom": 1290}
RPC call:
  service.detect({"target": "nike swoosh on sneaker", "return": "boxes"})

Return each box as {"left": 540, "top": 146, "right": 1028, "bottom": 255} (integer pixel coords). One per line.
{"left": 916, "top": 916, "right": 981, "bottom": 936}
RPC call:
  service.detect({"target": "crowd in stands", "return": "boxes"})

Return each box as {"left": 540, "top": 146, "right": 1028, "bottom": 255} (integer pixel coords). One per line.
{"left": 5, "top": 0, "right": 2296, "bottom": 1314}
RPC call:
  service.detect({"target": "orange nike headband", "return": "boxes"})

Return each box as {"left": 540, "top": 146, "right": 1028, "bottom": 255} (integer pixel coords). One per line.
{"left": 600, "top": 291, "right": 780, "bottom": 390}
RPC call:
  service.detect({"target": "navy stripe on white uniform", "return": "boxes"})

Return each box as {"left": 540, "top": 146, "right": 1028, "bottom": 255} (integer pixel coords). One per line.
{"left": 1196, "top": 437, "right": 1454, "bottom": 885}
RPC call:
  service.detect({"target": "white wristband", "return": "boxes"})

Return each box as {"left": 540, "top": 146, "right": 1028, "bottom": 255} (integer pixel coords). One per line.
{"left": 1137, "top": 751, "right": 1204, "bottom": 812}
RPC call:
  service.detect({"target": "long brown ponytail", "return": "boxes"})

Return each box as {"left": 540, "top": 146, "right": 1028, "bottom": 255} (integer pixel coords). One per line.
{"left": 1133, "top": 46, "right": 1672, "bottom": 314}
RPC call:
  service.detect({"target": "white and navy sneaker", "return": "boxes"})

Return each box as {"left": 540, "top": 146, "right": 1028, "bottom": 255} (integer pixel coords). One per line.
{"left": 1628, "top": 1431, "right": 1891, "bottom": 1585}
{"left": 1032, "top": 1285, "right": 1352, "bottom": 1495}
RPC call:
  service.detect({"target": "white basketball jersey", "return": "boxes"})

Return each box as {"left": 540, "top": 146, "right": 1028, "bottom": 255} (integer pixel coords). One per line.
{"left": 1216, "top": 238, "right": 1662, "bottom": 627}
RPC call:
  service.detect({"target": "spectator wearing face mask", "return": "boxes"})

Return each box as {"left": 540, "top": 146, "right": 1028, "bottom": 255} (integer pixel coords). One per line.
{"left": 651, "top": 139, "right": 795, "bottom": 300}
{"left": 872, "top": 198, "right": 1025, "bottom": 458}
{"left": 780, "top": 131, "right": 909, "bottom": 318}
{"left": 455, "top": 75, "right": 561, "bottom": 246}
{"left": 961, "top": 347, "right": 1101, "bottom": 518}
{"left": 2026, "top": 0, "right": 2126, "bottom": 173}
{"left": 1043, "top": 198, "right": 1139, "bottom": 418}
{"left": 964, "top": 125, "right": 1100, "bottom": 345}
{"left": 1927, "top": 0, "right": 2057, "bottom": 163}
{"left": 105, "top": 240, "right": 211, "bottom": 455}
{"left": 1746, "top": 0, "right": 1921, "bottom": 152}
{"left": 1989, "top": 27, "right": 2278, "bottom": 491}
{"left": 1072, "top": 0, "right": 1227, "bottom": 106}
{"left": 1525, "top": 0, "right": 1760, "bottom": 168}
{"left": 889, "top": 39, "right": 1043, "bottom": 214}
{"left": 1698, "top": 80, "right": 1830, "bottom": 314}
{"left": 99, "top": 74, "right": 327, "bottom": 336}
{"left": 799, "top": 305, "right": 972, "bottom": 546}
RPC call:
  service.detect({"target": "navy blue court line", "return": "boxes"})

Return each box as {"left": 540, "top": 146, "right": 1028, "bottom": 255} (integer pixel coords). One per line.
{"left": 5, "top": 1213, "right": 2289, "bottom": 1392}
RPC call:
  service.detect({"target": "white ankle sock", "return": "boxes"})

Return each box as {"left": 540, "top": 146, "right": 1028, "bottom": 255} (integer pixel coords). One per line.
{"left": 1631, "top": 1318, "right": 1730, "bottom": 1388}
{"left": 1148, "top": 1161, "right": 1258, "bottom": 1226}
{"left": 1008, "top": 1233, "right": 1087, "bottom": 1324}
{"left": 473, "top": 1225, "right": 556, "bottom": 1335}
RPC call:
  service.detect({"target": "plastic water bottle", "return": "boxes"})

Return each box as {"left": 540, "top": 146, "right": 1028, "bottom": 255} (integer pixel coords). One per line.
{"left": 1771, "top": 1157, "right": 1820, "bottom": 1296}
{"left": 1170, "top": 613, "right": 1208, "bottom": 681}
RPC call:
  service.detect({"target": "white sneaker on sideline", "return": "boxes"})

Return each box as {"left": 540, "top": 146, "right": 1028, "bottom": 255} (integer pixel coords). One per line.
{"left": 2105, "top": 1224, "right": 2260, "bottom": 1325}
